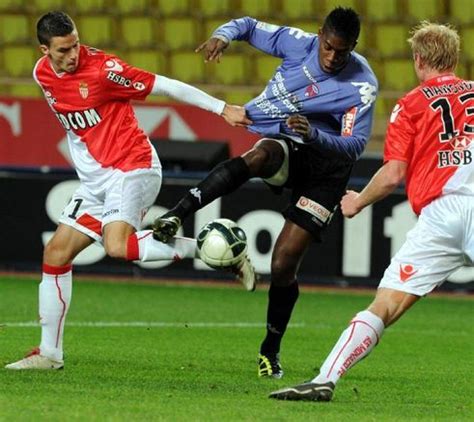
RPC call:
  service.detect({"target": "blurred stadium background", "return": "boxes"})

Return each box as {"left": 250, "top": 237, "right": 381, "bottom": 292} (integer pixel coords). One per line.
{"left": 2, "top": 0, "right": 474, "bottom": 148}
{"left": 0, "top": 0, "right": 473, "bottom": 290}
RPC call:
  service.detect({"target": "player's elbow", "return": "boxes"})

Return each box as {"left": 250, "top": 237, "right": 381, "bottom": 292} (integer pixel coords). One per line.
{"left": 384, "top": 175, "right": 403, "bottom": 190}
{"left": 384, "top": 162, "right": 406, "bottom": 189}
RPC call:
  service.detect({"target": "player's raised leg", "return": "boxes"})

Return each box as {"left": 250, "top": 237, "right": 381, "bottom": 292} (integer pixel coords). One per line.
{"left": 6, "top": 224, "right": 93, "bottom": 370}
{"left": 153, "top": 139, "right": 286, "bottom": 243}
{"left": 105, "top": 222, "right": 200, "bottom": 267}
{"left": 100, "top": 169, "right": 199, "bottom": 263}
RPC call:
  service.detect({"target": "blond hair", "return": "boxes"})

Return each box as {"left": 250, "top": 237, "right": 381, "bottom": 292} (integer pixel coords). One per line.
{"left": 408, "top": 21, "right": 460, "bottom": 72}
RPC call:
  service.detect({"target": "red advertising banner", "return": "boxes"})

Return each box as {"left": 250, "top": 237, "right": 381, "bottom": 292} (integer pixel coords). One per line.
{"left": 0, "top": 97, "right": 259, "bottom": 169}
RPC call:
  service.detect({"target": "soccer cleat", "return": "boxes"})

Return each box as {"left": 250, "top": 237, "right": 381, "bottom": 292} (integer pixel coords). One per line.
{"left": 258, "top": 353, "right": 283, "bottom": 379}
{"left": 230, "top": 255, "right": 257, "bottom": 292}
{"left": 269, "top": 381, "right": 335, "bottom": 401}
{"left": 152, "top": 214, "right": 181, "bottom": 243}
{"left": 5, "top": 347, "right": 64, "bottom": 370}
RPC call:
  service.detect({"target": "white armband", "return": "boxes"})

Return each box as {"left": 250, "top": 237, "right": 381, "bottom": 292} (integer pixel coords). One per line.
{"left": 151, "top": 75, "right": 225, "bottom": 115}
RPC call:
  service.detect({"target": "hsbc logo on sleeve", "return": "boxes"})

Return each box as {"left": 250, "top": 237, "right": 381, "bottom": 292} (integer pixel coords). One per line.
{"left": 107, "top": 71, "right": 131, "bottom": 87}
{"left": 133, "top": 82, "right": 145, "bottom": 91}
{"left": 296, "top": 196, "right": 332, "bottom": 223}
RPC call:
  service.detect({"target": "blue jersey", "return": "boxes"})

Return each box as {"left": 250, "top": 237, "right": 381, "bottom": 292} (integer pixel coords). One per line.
{"left": 214, "top": 17, "right": 378, "bottom": 161}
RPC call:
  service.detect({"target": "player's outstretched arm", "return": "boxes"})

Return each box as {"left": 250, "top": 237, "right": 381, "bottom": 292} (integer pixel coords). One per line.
{"left": 151, "top": 75, "right": 251, "bottom": 127}
{"left": 222, "top": 104, "right": 252, "bottom": 127}
{"left": 341, "top": 160, "right": 407, "bottom": 218}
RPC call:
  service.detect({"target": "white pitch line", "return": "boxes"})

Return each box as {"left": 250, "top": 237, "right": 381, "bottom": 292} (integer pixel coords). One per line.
{"left": 1, "top": 322, "right": 471, "bottom": 337}
{"left": 1, "top": 321, "right": 308, "bottom": 328}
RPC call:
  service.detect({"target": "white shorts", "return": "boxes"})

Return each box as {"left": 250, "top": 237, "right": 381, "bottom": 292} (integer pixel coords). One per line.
{"left": 59, "top": 168, "right": 162, "bottom": 242}
{"left": 379, "top": 194, "right": 474, "bottom": 296}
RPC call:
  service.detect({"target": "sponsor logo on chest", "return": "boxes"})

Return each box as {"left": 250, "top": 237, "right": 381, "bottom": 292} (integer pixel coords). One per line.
{"left": 55, "top": 108, "right": 102, "bottom": 131}
{"left": 302, "top": 65, "right": 320, "bottom": 98}
{"left": 304, "top": 84, "right": 319, "bottom": 97}
{"left": 437, "top": 136, "right": 473, "bottom": 168}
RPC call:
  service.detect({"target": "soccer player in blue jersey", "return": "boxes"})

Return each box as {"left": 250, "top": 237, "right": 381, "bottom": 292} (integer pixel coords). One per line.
{"left": 153, "top": 7, "right": 378, "bottom": 378}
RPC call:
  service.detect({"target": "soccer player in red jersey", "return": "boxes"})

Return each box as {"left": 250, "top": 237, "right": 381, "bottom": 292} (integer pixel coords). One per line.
{"left": 270, "top": 22, "right": 473, "bottom": 401}
{"left": 5, "top": 11, "right": 253, "bottom": 370}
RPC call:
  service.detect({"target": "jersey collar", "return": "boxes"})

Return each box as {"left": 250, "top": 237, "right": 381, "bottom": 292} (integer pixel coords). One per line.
{"left": 422, "top": 73, "right": 456, "bottom": 86}
{"left": 304, "top": 36, "right": 352, "bottom": 82}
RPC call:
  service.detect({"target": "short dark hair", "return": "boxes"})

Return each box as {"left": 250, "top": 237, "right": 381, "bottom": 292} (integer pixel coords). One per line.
{"left": 322, "top": 7, "right": 360, "bottom": 43}
{"left": 37, "top": 11, "right": 75, "bottom": 46}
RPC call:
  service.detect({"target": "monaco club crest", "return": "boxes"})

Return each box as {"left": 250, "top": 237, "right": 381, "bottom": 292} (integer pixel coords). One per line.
{"left": 79, "top": 82, "right": 89, "bottom": 99}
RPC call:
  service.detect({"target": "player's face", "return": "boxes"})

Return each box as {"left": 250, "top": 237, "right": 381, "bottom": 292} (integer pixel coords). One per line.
{"left": 40, "top": 31, "right": 80, "bottom": 74}
{"left": 318, "top": 29, "right": 355, "bottom": 74}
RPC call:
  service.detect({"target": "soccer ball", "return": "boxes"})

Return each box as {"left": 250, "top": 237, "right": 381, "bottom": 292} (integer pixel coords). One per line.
{"left": 197, "top": 218, "right": 247, "bottom": 269}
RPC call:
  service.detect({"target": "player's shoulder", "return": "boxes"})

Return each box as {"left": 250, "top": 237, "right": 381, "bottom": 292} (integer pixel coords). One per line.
{"left": 80, "top": 45, "right": 131, "bottom": 77}
{"left": 278, "top": 23, "right": 316, "bottom": 54}
{"left": 81, "top": 45, "right": 111, "bottom": 66}
{"left": 33, "top": 55, "right": 49, "bottom": 81}
{"left": 347, "top": 52, "right": 378, "bottom": 86}
{"left": 399, "top": 84, "right": 428, "bottom": 109}
{"left": 388, "top": 86, "right": 424, "bottom": 124}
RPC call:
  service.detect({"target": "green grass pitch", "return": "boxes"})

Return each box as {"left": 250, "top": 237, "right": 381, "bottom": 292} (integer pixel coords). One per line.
{"left": 0, "top": 275, "right": 472, "bottom": 421}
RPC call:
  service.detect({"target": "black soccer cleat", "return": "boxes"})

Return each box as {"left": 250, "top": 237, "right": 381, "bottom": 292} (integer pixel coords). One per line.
{"left": 258, "top": 353, "right": 283, "bottom": 379}
{"left": 152, "top": 214, "right": 181, "bottom": 243}
{"left": 269, "top": 381, "right": 335, "bottom": 401}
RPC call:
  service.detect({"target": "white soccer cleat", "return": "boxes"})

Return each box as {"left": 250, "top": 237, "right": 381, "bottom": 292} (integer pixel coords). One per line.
{"left": 232, "top": 255, "right": 258, "bottom": 292}
{"left": 5, "top": 347, "right": 64, "bottom": 370}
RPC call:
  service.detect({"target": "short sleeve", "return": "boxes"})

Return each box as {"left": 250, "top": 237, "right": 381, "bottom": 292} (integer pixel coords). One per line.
{"left": 99, "top": 56, "right": 155, "bottom": 101}
{"left": 383, "top": 100, "right": 415, "bottom": 163}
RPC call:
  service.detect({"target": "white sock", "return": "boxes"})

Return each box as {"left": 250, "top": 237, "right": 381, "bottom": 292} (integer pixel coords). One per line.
{"left": 39, "top": 264, "right": 72, "bottom": 361}
{"left": 313, "top": 310, "right": 385, "bottom": 385}
{"left": 127, "top": 230, "right": 197, "bottom": 262}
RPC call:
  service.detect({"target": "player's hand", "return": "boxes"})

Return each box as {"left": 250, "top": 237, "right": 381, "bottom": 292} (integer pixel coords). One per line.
{"left": 195, "top": 37, "right": 228, "bottom": 63}
{"left": 221, "top": 105, "right": 253, "bottom": 127}
{"left": 286, "top": 114, "right": 312, "bottom": 141}
{"left": 340, "top": 190, "right": 363, "bottom": 218}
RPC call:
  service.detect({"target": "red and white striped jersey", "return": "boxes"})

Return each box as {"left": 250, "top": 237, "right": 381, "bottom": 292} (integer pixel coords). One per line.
{"left": 384, "top": 74, "right": 474, "bottom": 214}
{"left": 33, "top": 45, "right": 159, "bottom": 193}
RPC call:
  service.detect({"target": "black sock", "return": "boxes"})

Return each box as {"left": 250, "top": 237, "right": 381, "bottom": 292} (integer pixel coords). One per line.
{"left": 169, "top": 157, "right": 250, "bottom": 221}
{"left": 260, "top": 282, "right": 299, "bottom": 356}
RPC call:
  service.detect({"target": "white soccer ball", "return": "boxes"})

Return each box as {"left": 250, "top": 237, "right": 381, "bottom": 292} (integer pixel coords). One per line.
{"left": 197, "top": 218, "right": 247, "bottom": 269}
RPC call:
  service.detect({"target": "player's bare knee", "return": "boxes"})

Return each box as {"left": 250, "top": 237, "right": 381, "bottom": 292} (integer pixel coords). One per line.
{"left": 104, "top": 241, "right": 127, "bottom": 260}
{"left": 242, "top": 139, "right": 284, "bottom": 177}
{"left": 367, "top": 288, "right": 419, "bottom": 327}
{"left": 271, "top": 256, "right": 297, "bottom": 287}
{"left": 242, "top": 146, "right": 271, "bottom": 175}
{"left": 43, "top": 239, "right": 73, "bottom": 266}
